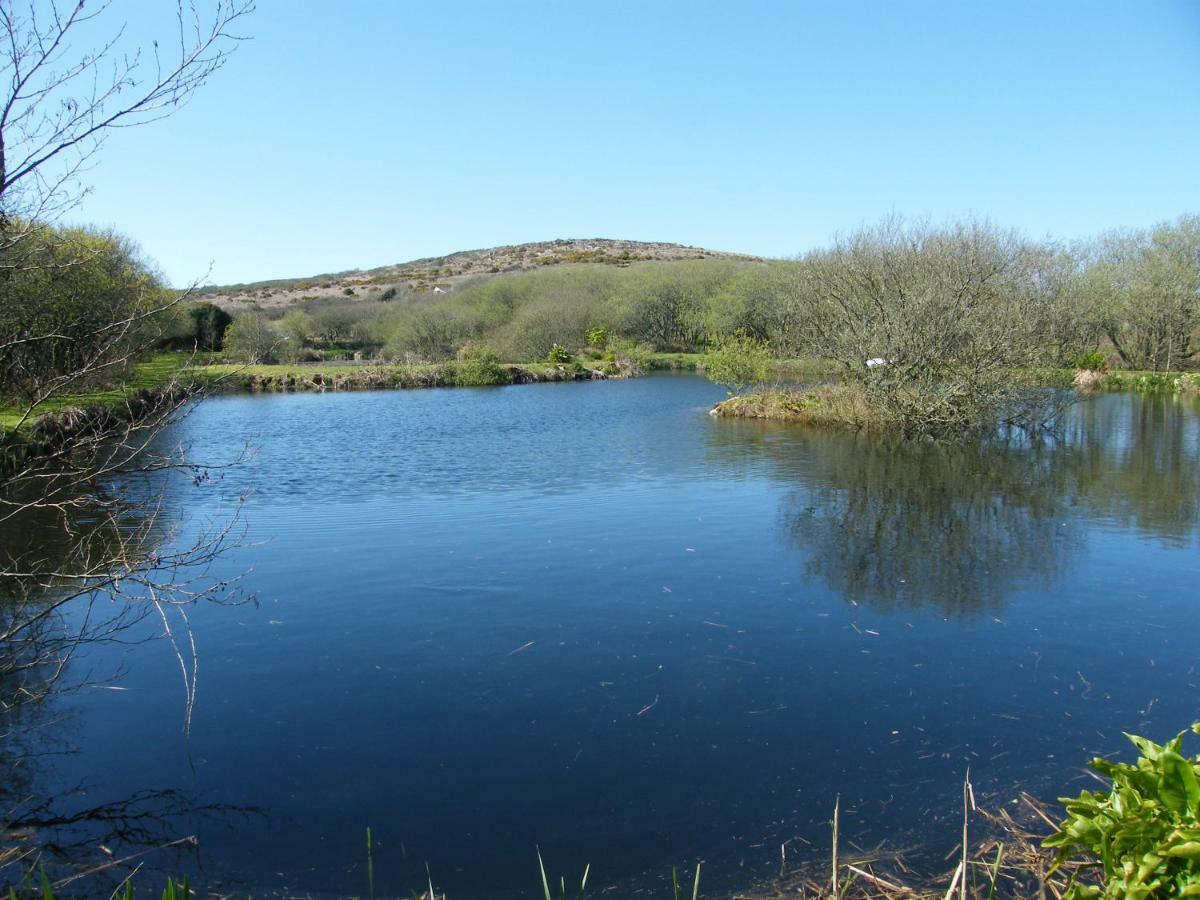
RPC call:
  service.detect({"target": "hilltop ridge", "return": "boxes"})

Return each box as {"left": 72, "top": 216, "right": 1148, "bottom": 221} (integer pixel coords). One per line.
{"left": 197, "top": 238, "right": 754, "bottom": 309}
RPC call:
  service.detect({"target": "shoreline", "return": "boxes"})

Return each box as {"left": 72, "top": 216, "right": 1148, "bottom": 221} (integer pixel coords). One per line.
{"left": 5, "top": 360, "right": 1198, "bottom": 466}
{"left": 711, "top": 371, "right": 1200, "bottom": 427}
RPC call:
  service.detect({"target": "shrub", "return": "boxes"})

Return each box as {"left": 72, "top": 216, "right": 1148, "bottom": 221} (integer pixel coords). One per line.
{"left": 1176, "top": 374, "right": 1200, "bottom": 395}
{"left": 1102, "top": 371, "right": 1177, "bottom": 392}
{"left": 788, "top": 218, "right": 1073, "bottom": 437}
{"left": 223, "top": 313, "right": 283, "bottom": 363}
{"left": 188, "top": 302, "right": 233, "bottom": 352}
{"left": 1045, "top": 723, "right": 1200, "bottom": 898}
{"left": 704, "top": 332, "right": 773, "bottom": 394}
{"left": 1072, "top": 351, "right": 1109, "bottom": 372}
{"left": 0, "top": 224, "right": 170, "bottom": 402}
{"left": 380, "top": 287, "right": 397, "bottom": 302}
{"left": 278, "top": 309, "right": 316, "bottom": 346}
{"left": 585, "top": 325, "right": 609, "bottom": 346}
{"left": 611, "top": 340, "right": 652, "bottom": 375}
{"left": 547, "top": 344, "right": 573, "bottom": 364}
{"left": 342, "top": 287, "right": 356, "bottom": 296}
{"left": 454, "top": 345, "right": 507, "bottom": 386}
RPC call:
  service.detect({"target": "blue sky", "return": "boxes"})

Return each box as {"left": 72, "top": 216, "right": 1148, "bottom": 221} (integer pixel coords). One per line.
{"left": 67, "top": 0, "right": 1200, "bottom": 286}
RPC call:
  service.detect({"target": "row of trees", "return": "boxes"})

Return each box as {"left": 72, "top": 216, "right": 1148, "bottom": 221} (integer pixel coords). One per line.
{"left": 1077, "top": 216, "right": 1200, "bottom": 371}
{"left": 212, "top": 215, "right": 1199, "bottom": 376}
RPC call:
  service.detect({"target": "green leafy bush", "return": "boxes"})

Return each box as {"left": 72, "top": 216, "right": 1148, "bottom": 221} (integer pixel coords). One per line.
{"left": 547, "top": 344, "right": 573, "bottom": 364}
{"left": 454, "top": 345, "right": 508, "bottom": 386}
{"left": 0, "top": 224, "right": 171, "bottom": 402}
{"left": 585, "top": 325, "right": 609, "bottom": 346}
{"left": 1045, "top": 723, "right": 1200, "bottom": 898}
{"left": 1072, "top": 351, "right": 1109, "bottom": 372}
{"left": 704, "top": 332, "right": 772, "bottom": 394}
{"left": 1102, "top": 371, "right": 1178, "bottom": 392}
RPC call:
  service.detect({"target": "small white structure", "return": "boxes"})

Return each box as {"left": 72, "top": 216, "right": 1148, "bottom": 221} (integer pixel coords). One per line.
{"left": 432, "top": 287, "right": 446, "bottom": 294}
{"left": 866, "top": 357, "right": 890, "bottom": 368}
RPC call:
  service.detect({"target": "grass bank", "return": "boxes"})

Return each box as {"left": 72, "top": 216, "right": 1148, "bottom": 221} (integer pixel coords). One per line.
{"left": 713, "top": 368, "right": 1200, "bottom": 429}
{"left": 5, "top": 355, "right": 1195, "bottom": 446}
{"left": 1093, "top": 369, "right": 1200, "bottom": 393}
{"left": 0, "top": 353, "right": 192, "bottom": 432}
{"left": 194, "top": 359, "right": 621, "bottom": 393}
{"left": 0, "top": 354, "right": 631, "bottom": 473}
{"left": 0, "top": 354, "right": 626, "bottom": 434}
{"left": 710, "top": 384, "right": 872, "bottom": 429}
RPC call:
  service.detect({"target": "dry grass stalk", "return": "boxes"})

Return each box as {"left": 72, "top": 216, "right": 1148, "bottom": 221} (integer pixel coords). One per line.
{"left": 739, "top": 791, "right": 1100, "bottom": 900}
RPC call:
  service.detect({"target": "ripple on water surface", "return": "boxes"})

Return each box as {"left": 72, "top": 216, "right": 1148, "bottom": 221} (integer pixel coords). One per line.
{"left": 38, "top": 378, "right": 1200, "bottom": 898}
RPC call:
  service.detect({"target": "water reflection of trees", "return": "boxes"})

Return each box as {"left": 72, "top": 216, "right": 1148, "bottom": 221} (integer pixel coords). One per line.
{"left": 784, "top": 432, "right": 1084, "bottom": 617}
{"left": 0, "top": 478, "right": 253, "bottom": 889}
{"left": 1066, "top": 394, "right": 1200, "bottom": 546}
{"left": 708, "top": 394, "right": 1199, "bottom": 618}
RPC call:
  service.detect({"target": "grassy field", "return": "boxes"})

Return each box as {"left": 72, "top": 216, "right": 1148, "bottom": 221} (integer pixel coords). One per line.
{"left": 0, "top": 353, "right": 193, "bottom": 432}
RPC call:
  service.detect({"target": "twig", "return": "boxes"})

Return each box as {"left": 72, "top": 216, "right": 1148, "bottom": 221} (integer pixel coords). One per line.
{"left": 832, "top": 794, "right": 841, "bottom": 898}
{"left": 845, "top": 864, "right": 912, "bottom": 894}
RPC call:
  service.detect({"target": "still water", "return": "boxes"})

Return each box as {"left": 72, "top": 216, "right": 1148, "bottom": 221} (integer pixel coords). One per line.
{"left": 43, "top": 377, "right": 1200, "bottom": 896}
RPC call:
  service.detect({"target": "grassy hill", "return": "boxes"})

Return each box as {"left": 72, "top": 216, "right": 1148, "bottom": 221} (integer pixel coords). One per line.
{"left": 198, "top": 238, "right": 755, "bottom": 310}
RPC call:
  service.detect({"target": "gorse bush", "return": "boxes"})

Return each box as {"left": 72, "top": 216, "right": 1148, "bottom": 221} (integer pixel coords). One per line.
{"left": 1045, "top": 723, "right": 1200, "bottom": 898}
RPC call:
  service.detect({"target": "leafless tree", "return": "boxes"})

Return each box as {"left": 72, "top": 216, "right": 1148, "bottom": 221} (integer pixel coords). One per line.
{"left": 1, "top": 0, "right": 254, "bottom": 884}
{"left": 1076, "top": 215, "right": 1200, "bottom": 371}
{"left": 1, "top": 1, "right": 252, "bottom": 249}
{"left": 786, "top": 217, "right": 1075, "bottom": 438}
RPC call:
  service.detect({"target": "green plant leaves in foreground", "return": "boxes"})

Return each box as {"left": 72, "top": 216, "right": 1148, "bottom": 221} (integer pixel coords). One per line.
{"left": 1046, "top": 723, "right": 1200, "bottom": 898}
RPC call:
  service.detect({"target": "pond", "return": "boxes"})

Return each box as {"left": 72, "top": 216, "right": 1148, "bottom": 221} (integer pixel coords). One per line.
{"left": 32, "top": 376, "right": 1200, "bottom": 896}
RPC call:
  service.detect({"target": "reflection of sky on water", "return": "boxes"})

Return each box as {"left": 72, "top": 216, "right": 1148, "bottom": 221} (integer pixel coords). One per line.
{"left": 15, "top": 379, "right": 1200, "bottom": 898}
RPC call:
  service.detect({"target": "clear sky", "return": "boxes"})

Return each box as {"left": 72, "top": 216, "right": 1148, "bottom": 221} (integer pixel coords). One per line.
{"left": 67, "top": 0, "right": 1200, "bottom": 286}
